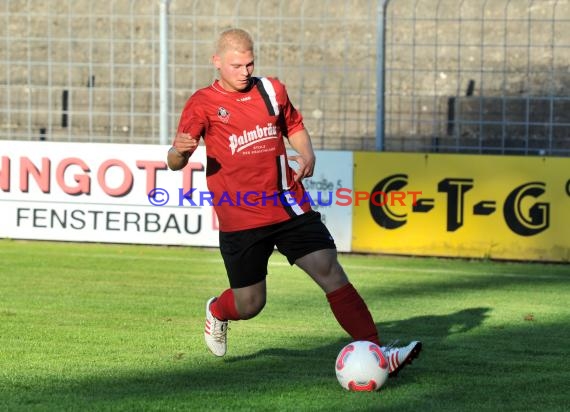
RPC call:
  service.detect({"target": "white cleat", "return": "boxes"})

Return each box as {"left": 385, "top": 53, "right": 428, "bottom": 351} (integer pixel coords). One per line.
{"left": 382, "top": 340, "right": 422, "bottom": 377}
{"left": 204, "top": 297, "right": 228, "bottom": 357}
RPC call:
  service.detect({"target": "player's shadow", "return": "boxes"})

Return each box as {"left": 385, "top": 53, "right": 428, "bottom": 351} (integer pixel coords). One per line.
{"left": 375, "top": 306, "right": 491, "bottom": 344}
{"left": 225, "top": 306, "right": 491, "bottom": 363}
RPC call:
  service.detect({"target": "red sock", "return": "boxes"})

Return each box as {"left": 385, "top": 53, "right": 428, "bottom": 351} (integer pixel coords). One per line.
{"left": 326, "top": 283, "right": 380, "bottom": 346}
{"left": 210, "top": 288, "right": 241, "bottom": 321}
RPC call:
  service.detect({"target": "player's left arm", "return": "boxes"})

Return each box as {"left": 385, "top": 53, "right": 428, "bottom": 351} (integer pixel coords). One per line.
{"left": 276, "top": 79, "right": 314, "bottom": 181}
{"left": 288, "top": 129, "right": 316, "bottom": 182}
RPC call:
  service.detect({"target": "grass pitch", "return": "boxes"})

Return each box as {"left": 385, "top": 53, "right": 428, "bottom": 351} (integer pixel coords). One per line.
{"left": 0, "top": 239, "right": 569, "bottom": 411}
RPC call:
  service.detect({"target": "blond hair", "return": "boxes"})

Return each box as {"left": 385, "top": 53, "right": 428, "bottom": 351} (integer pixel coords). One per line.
{"left": 215, "top": 28, "right": 254, "bottom": 56}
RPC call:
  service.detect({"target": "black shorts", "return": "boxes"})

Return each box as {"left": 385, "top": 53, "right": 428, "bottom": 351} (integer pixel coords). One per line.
{"left": 219, "top": 211, "right": 336, "bottom": 289}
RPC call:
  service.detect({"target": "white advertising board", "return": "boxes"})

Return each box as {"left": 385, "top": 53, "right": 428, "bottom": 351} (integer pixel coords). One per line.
{"left": 0, "top": 141, "right": 217, "bottom": 246}
{"left": 1, "top": 141, "right": 353, "bottom": 251}
{"left": 300, "top": 151, "right": 353, "bottom": 252}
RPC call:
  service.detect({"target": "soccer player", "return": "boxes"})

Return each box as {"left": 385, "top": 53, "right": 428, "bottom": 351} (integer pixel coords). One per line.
{"left": 167, "top": 28, "right": 421, "bottom": 376}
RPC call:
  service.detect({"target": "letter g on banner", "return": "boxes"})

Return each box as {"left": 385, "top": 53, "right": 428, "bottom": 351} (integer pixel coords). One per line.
{"left": 503, "top": 182, "right": 549, "bottom": 236}
{"left": 369, "top": 174, "right": 408, "bottom": 229}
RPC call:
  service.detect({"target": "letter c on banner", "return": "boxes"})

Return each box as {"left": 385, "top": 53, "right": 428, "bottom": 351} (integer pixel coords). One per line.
{"left": 566, "top": 179, "right": 570, "bottom": 197}
{"left": 369, "top": 174, "right": 408, "bottom": 229}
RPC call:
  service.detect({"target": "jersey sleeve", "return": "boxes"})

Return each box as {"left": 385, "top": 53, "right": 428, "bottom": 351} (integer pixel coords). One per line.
{"left": 277, "top": 81, "right": 305, "bottom": 138}
{"left": 176, "top": 91, "right": 208, "bottom": 139}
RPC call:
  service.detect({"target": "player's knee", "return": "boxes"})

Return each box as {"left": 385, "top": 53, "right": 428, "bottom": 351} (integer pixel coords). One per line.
{"left": 320, "top": 259, "right": 347, "bottom": 282}
{"left": 236, "top": 295, "right": 266, "bottom": 319}
{"left": 313, "top": 260, "right": 349, "bottom": 293}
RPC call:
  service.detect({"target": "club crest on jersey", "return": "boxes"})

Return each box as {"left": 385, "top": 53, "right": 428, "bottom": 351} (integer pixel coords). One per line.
{"left": 217, "top": 107, "right": 230, "bottom": 123}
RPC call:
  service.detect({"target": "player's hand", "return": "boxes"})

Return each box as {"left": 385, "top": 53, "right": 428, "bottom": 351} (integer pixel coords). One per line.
{"left": 289, "top": 154, "right": 315, "bottom": 182}
{"left": 173, "top": 132, "right": 199, "bottom": 155}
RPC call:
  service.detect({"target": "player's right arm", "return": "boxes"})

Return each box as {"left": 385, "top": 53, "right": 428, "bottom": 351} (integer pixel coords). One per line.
{"left": 167, "top": 132, "right": 199, "bottom": 170}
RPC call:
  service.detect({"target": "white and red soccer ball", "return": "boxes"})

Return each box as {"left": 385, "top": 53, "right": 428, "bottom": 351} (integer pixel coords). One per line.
{"left": 335, "top": 341, "right": 389, "bottom": 391}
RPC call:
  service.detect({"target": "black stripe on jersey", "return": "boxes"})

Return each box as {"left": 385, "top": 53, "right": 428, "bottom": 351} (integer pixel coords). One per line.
{"left": 256, "top": 79, "right": 277, "bottom": 116}
{"left": 275, "top": 156, "right": 296, "bottom": 218}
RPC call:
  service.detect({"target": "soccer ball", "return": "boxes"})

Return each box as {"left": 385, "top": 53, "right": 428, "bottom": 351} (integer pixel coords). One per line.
{"left": 335, "top": 340, "right": 389, "bottom": 391}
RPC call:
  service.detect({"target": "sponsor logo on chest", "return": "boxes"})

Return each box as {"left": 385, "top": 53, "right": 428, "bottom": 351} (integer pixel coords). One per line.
{"left": 228, "top": 123, "right": 278, "bottom": 155}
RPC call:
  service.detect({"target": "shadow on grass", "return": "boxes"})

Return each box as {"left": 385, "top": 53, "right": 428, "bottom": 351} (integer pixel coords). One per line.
{"left": 225, "top": 307, "right": 490, "bottom": 363}
{"left": 359, "top": 267, "right": 569, "bottom": 301}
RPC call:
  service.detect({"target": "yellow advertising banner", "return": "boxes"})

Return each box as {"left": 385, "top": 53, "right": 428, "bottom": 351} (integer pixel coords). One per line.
{"left": 352, "top": 152, "right": 570, "bottom": 262}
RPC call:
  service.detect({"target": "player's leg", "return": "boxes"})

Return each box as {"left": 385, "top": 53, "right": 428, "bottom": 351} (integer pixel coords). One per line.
{"left": 278, "top": 212, "right": 422, "bottom": 376}
{"left": 296, "top": 248, "right": 422, "bottom": 377}
{"left": 204, "top": 227, "right": 273, "bottom": 356}
{"left": 293, "top": 247, "right": 347, "bottom": 293}
{"left": 274, "top": 211, "right": 380, "bottom": 345}
{"left": 210, "top": 280, "right": 266, "bottom": 321}
{"left": 295, "top": 248, "right": 380, "bottom": 346}
{"left": 205, "top": 281, "right": 266, "bottom": 356}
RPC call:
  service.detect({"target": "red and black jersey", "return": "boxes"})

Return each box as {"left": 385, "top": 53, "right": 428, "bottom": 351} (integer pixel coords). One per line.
{"left": 177, "top": 77, "right": 312, "bottom": 232}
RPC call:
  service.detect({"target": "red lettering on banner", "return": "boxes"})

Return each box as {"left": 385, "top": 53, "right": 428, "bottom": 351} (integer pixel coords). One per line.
{"left": 182, "top": 162, "right": 205, "bottom": 194}
{"left": 56, "top": 158, "right": 91, "bottom": 195}
{"left": 97, "top": 159, "right": 133, "bottom": 197}
{"left": 0, "top": 157, "right": 9, "bottom": 191}
{"left": 20, "top": 157, "right": 51, "bottom": 193}
{"left": 211, "top": 209, "right": 219, "bottom": 230}
{"left": 136, "top": 160, "right": 168, "bottom": 196}
{"left": 2, "top": 153, "right": 207, "bottom": 197}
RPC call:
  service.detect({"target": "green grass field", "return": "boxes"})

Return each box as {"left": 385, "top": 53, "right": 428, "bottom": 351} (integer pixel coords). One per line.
{"left": 1, "top": 239, "right": 569, "bottom": 411}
